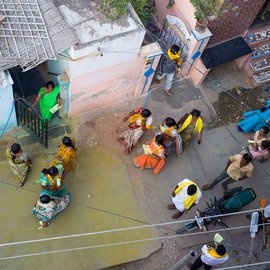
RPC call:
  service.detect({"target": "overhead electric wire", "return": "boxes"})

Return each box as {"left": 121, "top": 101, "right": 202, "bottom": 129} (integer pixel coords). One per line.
{"left": 0, "top": 223, "right": 269, "bottom": 261}
{"left": 134, "top": 16, "right": 270, "bottom": 179}
{"left": 0, "top": 207, "right": 264, "bottom": 248}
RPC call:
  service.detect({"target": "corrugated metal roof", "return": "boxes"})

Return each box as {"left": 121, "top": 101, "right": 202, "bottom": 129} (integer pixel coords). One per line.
{"left": 0, "top": 0, "right": 78, "bottom": 72}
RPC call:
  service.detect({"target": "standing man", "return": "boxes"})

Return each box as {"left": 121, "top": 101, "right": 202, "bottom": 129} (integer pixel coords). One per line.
{"left": 167, "top": 179, "right": 202, "bottom": 219}
{"left": 118, "top": 107, "right": 153, "bottom": 153}
{"left": 155, "top": 44, "right": 182, "bottom": 96}
{"left": 202, "top": 153, "right": 254, "bottom": 191}
{"left": 190, "top": 243, "right": 229, "bottom": 270}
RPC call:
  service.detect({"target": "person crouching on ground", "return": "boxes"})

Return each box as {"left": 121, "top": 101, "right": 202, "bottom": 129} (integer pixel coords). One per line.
{"left": 6, "top": 143, "right": 32, "bottom": 186}
{"left": 51, "top": 136, "right": 77, "bottom": 171}
{"left": 202, "top": 153, "right": 254, "bottom": 192}
{"left": 118, "top": 107, "right": 154, "bottom": 153}
{"left": 155, "top": 44, "right": 182, "bottom": 96}
{"left": 158, "top": 117, "right": 182, "bottom": 157}
{"left": 190, "top": 243, "right": 229, "bottom": 270}
{"left": 133, "top": 134, "right": 165, "bottom": 175}
{"left": 249, "top": 140, "right": 270, "bottom": 161}
{"left": 167, "top": 179, "right": 202, "bottom": 219}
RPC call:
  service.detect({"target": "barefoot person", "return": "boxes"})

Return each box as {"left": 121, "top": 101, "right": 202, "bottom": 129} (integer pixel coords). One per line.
{"left": 167, "top": 179, "right": 202, "bottom": 219}
{"left": 51, "top": 136, "right": 77, "bottom": 171}
{"left": 118, "top": 107, "right": 153, "bottom": 153}
{"left": 133, "top": 135, "right": 165, "bottom": 175}
{"left": 6, "top": 143, "right": 32, "bottom": 186}
{"left": 203, "top": 153, "right": 254, "bottom": 191}
{"left": 178, "top": 109, "right": 203, "bottom": 149}
{"left": 32, "top": 193, "right": 71, "bottom": 227}
{"left": 37, "top": 165, "right": 67, "bottom": 198}
{"left": 158, "top": 117, "right": 182, "bottom": 157}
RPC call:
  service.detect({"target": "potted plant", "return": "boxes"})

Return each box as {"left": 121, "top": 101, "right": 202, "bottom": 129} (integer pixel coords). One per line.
{"left": 190, "top": 0, "right": 218, "bottom": 33}
{"left": 194, "top": 9, "right": 208, "bottom": 33}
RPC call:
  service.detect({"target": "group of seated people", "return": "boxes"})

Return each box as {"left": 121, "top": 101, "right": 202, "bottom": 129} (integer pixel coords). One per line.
{"left": 6, "top": 136, "right": 77, "bottom": 227}
{"left": 118, "top": 107, "right": 204, "bottom": 174}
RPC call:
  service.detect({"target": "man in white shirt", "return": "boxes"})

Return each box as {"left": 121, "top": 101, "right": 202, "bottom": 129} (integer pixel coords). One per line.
{"left": 167, "top": 179, "right": 202, "bottom": 219}
{"left": 190, "top": 243, "right": 229, "bottom": 270}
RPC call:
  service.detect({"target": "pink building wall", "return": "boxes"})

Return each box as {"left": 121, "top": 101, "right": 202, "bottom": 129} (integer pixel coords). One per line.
{"left": 69, "top": 45, "right": 161, "bottom": 114}
{"left": 155, "top": 0, "right": 196, "bottom": 30}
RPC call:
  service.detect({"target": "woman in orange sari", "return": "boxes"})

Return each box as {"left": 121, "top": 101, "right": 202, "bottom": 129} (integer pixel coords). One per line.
{"left": 133, "top": 135, "right": 165, "bottom": 175}
{"left": 51, "top": 137, "right": 77, "bottom": 172}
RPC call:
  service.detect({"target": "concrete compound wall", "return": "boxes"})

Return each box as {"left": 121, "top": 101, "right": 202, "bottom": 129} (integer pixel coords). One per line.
{"left": 68, "top": 43, "right": 162, "bottom": 114}
{"left": 46, "top": 20, "right": 164, "bottom": 115}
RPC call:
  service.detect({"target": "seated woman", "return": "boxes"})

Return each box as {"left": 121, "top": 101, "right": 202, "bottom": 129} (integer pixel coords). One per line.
{"left": 31, "top": 81, "right": 61, "bottom": 121}
{"left": 245, "top": 126, "right": 269, "bottom": 152}
{"left": 133, "top": 135, "right": 165, "bottom": 175}
{"left": 158, "top": 117, "right": 182, "bottom": 157}
{"left": 6, "top": 143, "right": 32, "bottom": 186}
{"left": 238, "top": 100, "right": 270, "bottom": 132}
{"left": 37, "top": 165, "right": 67, "bottom": 198}
{"left": 249, "top": 140, "right": 270, "bottom": 161}
{"left": 32, "top": 193, "right": 71, "bottom": 227}
{"left": 51, "top": 136, "right": 77, "bottom": 171}
{"left": 177, "top": 109, "right": 203, "bottom": 149}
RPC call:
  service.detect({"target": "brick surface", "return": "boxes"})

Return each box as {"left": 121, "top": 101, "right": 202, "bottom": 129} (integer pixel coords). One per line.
{"left": 207, "top": 0, "right": 265, "bottom": 47}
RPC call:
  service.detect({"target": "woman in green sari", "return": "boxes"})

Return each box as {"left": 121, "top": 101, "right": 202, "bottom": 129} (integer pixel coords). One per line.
{"left": 37, "top": 165, "right": 67, "bottom": 198}
{"left": 32, "top": 81, "right": 61, "bottom": 121}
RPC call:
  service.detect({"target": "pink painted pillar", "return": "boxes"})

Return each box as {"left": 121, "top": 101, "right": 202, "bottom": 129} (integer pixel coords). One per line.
{"left": 186, "top": 28, "right": 212, "bottom": 86}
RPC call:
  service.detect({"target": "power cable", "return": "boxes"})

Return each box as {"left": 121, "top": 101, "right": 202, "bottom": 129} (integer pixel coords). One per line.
{"left": 0, "top": 223, "right": 268, "bottom": 261}
{"left": 0, "top": 207, "right": 264, "bottom": 248}
{"left": 135, "top": 17, "right": 270, "bottom": 178}
{"left": 215, "top": 260, "right": 270, "bottom": 270}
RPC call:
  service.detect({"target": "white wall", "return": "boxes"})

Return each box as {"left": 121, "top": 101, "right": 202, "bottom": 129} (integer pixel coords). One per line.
{"left": 0, "top": 72, "right": 17, "bottom": 132}
{"left": 59, "top": 28, "right": 145, "bottom": 80}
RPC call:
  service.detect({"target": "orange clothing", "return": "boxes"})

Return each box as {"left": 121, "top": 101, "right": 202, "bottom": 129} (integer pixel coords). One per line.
{"left": 133, "top": 140, "right": 165, "bottom": 175}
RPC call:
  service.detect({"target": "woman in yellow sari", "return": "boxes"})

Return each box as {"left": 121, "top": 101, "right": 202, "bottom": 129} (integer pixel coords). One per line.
{"left": 158, "top": 117, "right": 182, "bottom": 157}
{"left": 133, "top": 135, "right": 165, "bottom": 175}
{"left": 177, "top": 109, "right": 203, "bottom": 149}
{"left": 51, "top": 137, "right": 77, "bottom": 172}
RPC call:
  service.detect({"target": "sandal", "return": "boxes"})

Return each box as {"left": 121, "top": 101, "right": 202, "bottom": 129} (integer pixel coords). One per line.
{"left": 202, "top": 184, "right": 212, "bottom": 190}
{"left": 172, "top": 212, "right": 183, "bottom": 219}
{"left": 167, "top": 204, "right": 176, "bottom": 210}
{"left": 164, "top": 88, "right": 173, "bottom": 96}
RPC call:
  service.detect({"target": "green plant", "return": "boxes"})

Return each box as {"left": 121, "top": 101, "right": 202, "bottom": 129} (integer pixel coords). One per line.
{"left": 100, "top": 0, "right": 152, "bottom": 25}
{"left": 194, "top": 9, "right": 204, "bottom": 21}
{"left": 190, "top": 0, "right": 218, "bottom": 20}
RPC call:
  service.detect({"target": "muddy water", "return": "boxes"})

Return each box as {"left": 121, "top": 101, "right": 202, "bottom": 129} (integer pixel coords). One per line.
{"left": 0, "top": 147, "right": 159, "bottom": 270}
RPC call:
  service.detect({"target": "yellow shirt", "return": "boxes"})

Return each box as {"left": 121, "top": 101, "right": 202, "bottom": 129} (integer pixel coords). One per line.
{"left": 227, "top": 154, "right": 254, "bottom": 181}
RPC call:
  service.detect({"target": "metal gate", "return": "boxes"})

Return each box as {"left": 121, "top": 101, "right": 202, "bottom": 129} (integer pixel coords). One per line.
{"left": 159, "top": 16, "right": 191, "bottom": 62}
{"left": 15, "top": 96, "right": 48, "bottom": 148}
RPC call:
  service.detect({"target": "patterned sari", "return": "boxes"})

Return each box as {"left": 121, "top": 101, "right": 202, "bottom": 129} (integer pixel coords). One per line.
{"left": 32, "top": 193, "right": 71, "bottom": 224}
{"left": 6, "top": 148, "right": 31, "bottom": 184}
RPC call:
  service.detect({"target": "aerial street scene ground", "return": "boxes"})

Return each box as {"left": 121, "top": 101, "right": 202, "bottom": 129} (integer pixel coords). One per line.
{"left": 1, "top": 0, "right": 270, "bottom": 269}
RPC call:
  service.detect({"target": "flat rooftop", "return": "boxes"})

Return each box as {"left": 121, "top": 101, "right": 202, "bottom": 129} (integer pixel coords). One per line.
{"left": 56, "top": 0, "right": 143, "bottom": 47}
